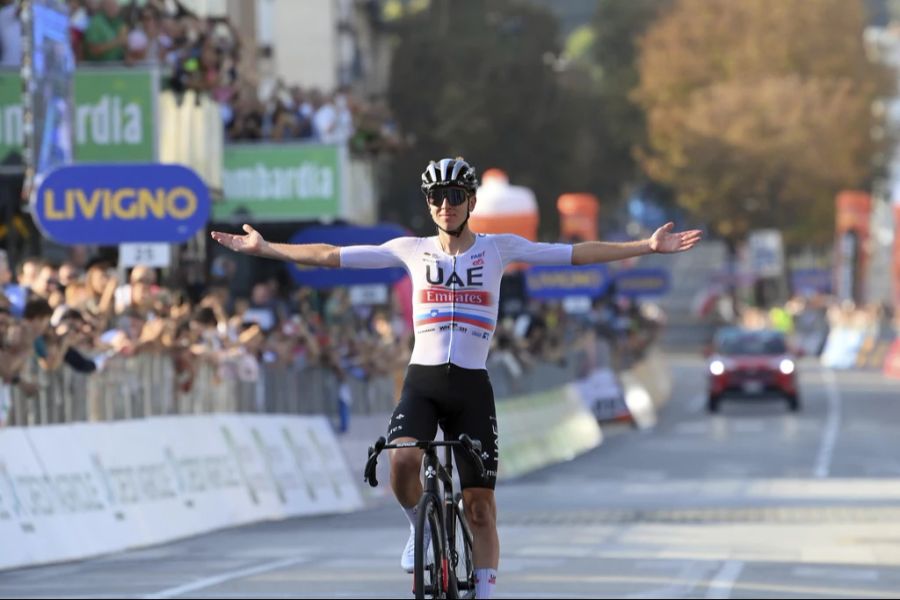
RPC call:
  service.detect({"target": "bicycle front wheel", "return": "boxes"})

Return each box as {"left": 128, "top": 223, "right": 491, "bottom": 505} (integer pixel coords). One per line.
{"left": 415, "top": 493, "right": 447, "bottom": 599}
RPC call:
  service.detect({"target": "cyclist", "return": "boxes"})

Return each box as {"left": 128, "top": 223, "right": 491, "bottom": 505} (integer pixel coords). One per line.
{"left": 211, "top": 157, "right": 702, "bottom": 599}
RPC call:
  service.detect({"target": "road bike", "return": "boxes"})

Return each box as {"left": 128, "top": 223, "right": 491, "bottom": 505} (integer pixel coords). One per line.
{"left": 364, "top": 434, "right": 486, "bottom": 599}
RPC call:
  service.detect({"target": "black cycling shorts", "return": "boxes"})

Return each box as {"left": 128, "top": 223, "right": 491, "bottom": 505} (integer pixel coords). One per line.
{"left": 387, "top": 363, "right": 498, "bottom": 490}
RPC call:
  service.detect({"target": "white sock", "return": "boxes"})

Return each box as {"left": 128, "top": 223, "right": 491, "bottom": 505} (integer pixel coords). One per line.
{"left": 475, "top": 568, "right": 497, "bottom": 599}
{"left": 403, "top": 505, "right": 417, "bottom": 528}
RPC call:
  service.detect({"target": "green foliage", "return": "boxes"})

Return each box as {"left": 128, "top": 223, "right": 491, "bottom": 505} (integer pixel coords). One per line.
{"left": 635, "top": 0, "right": 890, "bottom": 248}
{"left": 383, "top": 0, "right": 583, "bottom": 236}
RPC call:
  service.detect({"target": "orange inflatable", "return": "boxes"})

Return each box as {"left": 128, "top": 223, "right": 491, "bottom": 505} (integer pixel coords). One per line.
{"left": 469, "top": 169, "right": 539, "bottom": 241}
{"left": 557, "top": 193, "right": 599, "bottom": 242}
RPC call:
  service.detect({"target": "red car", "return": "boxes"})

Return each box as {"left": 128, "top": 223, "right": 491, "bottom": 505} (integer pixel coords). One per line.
{"left": 706, "top": 327, "right": 800, "bottom": 413}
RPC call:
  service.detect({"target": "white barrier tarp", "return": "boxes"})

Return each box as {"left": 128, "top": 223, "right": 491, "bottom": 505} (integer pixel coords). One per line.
{"left": 278, "top": 415, "right": 364, "bottom": 514}
{"left": 22, "top": 424, "right": 127, "bottom": 561}
{"left": 0, "top": 428, "right": 58, "bottom": 569}
{"left": 1, "top": 414, "right": 362, "bottom": 572}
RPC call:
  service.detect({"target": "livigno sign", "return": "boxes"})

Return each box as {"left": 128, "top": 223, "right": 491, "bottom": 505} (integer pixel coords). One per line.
{"left": 218, "top": 143, "right": 341, "bottom": 221}
{"left": 33, "top": 164, "right": 209, "bottom": 245}
{"left": 0, "top": 66, "right": 156, "bottom": 163}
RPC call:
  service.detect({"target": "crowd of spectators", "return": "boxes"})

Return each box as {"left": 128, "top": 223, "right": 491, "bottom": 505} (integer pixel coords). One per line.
{"left": 0, "top": 244, "right": 666, "bottom": 427}
{"left": 1, "top": 0, "right": 406, "bottom": 154}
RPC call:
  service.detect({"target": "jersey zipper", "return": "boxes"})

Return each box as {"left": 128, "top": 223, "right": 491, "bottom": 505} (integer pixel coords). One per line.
{"left": 446, "top": 255, "right": 457, "bottom": 374}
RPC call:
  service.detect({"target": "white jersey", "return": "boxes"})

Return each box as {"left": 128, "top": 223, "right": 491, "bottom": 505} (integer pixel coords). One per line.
{"left": 340, "top": 234, "right": 573, "bottom": 369}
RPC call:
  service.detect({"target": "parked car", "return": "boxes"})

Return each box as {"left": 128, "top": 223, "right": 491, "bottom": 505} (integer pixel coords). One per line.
{"left": 706, "top": 327, "right": 800, "bottom": 412}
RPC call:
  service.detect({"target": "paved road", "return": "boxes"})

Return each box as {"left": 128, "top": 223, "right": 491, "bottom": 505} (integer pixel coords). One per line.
{"left": 2, "top": 353, "right": 900, "bottom": 598}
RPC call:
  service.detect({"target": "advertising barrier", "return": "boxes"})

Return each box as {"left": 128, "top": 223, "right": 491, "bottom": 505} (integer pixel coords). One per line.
{"left": 0, "top": 414, "right": 362, "bottom": 571}
{"left": 32, "top": 163, "right": 210, "bottom": 244}
{"left": 219, "top": 143, "right": 342, "bottom": 221}
{"left": 572, "top": 367, "right": 630, "bottom": 423}
{"left": 820, "top": 326, "right": 867, "bottom": 369}
{"left": 497, "top": 386, "right": 602, "bottom": 480}
{"left": 0, "top": 66, "right": 157, "bottom": 164}
{"left": 884, "top": 339, "right": 900, "bottom": 379}
{"left": 613, "top": 267, "right": 671, "bottom": 298}
{"left": 286, "top": 224, "right": 408, "bottom": 288}
{"left": 525, "top": 264, "right": 610, "bottom": 299}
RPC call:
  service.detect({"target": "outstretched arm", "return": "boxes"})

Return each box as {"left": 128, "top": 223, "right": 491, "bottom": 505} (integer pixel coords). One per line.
{"left": 211, "top": 224, "right": 341, "bottom": 267}
{"left": 572, "top": 222, "right": 702, "bottom": 265}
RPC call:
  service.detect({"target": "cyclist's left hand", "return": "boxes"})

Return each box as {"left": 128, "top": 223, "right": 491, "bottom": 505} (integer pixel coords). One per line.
{"left": 649, "top": 222, "right": 703, "bottom": 253}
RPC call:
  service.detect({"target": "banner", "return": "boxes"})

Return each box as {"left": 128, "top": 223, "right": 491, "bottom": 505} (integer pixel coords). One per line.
{"left": 0, "top": 69, "right": 21, "bottom": 164}
{"left": 286, "top": 223, "right": 408, "bottom": 287}
{"left": 613, "top": 267, "right": 671, "bottom": 297}
{"left": 33, "top": 163, "right": 210, "bottom": 244}
{"left": 894, "top": 204, "right": 900, "bottom": 311}
{"left": 219, "top": 143, "right": 342, "bottom": 221}
{"left": 524, "top": 264, "right": 610, "bottom": 299}
{"left": 0, "top": 414, "right": 363, "bottom": 571}
{"left": 73, "top": 68, "right": 157, "bottom": 162}
{"left": 834, "top": 190, "right": 872, "bottom": 304}
{"left": 0, "top": 67, "right": 157, "bottom": 164}
{"left": 790, "top": 268, "right": 832, "bottom": 296}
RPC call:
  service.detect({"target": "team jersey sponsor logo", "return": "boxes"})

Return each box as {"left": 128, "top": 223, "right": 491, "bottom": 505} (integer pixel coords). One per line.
{"left": 415, "top": 309, "right": 496, "bottom": 332}
{"left": 425, "top": 264, "right": 484, "bottom": 287}
{"left": 419, "top": 288, "right": 491, "bottom": 305}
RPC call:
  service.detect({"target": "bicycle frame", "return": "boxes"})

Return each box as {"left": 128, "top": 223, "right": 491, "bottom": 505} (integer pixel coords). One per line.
{"left": 364, "top": 436, "right": 482, "bottom": 597}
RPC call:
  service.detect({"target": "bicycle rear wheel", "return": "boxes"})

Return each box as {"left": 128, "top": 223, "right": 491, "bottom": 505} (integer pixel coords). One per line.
{"left": 415, "top": 494, "right": 448, "bottom": 599}
{"left": 447, "top": 492, "right": 475, "bottom": 599}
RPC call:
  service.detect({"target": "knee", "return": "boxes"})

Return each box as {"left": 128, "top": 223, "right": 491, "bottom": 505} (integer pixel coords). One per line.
{"left": 390, "top": 449, "right": 421, "bottom": 478}
{"left": 466, "top": 495, "right": 496, "bottom": 530}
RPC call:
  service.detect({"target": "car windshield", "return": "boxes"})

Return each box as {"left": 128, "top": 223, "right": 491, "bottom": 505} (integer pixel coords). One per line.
{"left": 716, "top": 330, "right": 787, "bottom": 355}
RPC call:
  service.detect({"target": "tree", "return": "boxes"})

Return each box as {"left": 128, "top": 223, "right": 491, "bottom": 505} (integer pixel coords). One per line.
{"left": 383, "top": 0, "right": 573, "bottom": 237}
{"left": 635, "top": 0, "right": 889, "bottom": 249}
{"left": 588, "top": 0, "right": 674, "bottom": 204}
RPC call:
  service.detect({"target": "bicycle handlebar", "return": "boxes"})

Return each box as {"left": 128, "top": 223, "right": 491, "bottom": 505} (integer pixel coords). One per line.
{"left": 363, "top": 435, "right": 487, "bottom": 488}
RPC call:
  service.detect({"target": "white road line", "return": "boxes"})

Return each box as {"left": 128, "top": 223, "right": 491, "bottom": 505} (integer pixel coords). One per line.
{"left": 705, "top": 560, "right": 744, "bottom": 599}
{"left": 793, "top": 566, "right": 879, "bottom": 582}
{"left": 142, "top": 556, "right": 309, "bottom": 599}
{"left": 814, "top": 368, "right": 842, "bottom": 479}
{"left": 626, "top": 561, "right": 708, "bottom": 598}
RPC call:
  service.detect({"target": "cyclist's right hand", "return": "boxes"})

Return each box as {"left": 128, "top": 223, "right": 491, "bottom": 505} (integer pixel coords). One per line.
{"left": 364, "top": 437, "right": 387, "bottom": 487}
{"left": 211, "top": 224, "right": 265, "bottom": 255}
{"left": 459, "top": 434, "right": 487, "bottom": 482}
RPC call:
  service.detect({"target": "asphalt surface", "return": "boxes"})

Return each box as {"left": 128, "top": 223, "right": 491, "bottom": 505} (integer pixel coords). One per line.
{"left": 2, "top": 352, "right": 900, "bottom": 598}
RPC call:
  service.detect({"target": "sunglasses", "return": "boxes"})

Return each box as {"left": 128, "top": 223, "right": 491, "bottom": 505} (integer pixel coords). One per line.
{"left": 425, "top": 187, "right": 470, "bottom": 208}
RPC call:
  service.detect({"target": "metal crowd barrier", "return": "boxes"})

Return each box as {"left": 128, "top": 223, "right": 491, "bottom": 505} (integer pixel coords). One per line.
{"left": 6, "top": 352, "right": 399, "bottom": 427}
{"left": 5, "top": 335, "right": 623, "bottom": 427}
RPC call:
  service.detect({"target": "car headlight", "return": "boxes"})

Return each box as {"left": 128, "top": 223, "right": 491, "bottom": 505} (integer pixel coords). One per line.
{"left": 779, "top": 359, "right": 795, "bottom": 375}
{"left": 709, "top": 360, "right": 726, "bottom": 376}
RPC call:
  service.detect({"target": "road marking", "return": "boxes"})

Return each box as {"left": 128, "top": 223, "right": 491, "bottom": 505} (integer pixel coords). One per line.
{"left": 705, "top": 560, "right": 744, "bottom": 599}
{"left": 732, "top": 420, "right": 764, "bottom": 433}
{"left": 793, "top": 566, "right": 879, "bottom": 582}
{"left": 142, "top": 556, "right": 309, "bottom": 599}
{"left": 626, "top": 561, "right": 708, "bottom": 598}
{"left": 814, "top": 368, "right": 842, "bottom": 478}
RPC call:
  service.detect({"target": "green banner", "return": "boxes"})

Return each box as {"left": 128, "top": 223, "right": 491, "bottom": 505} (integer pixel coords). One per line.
{"left": 0, "top": 70, "right": 23, "bottom": 164}
{"left": 219, "top": 144, "right": 342, "bottom": 221}
{"left": 73, "top": 68, "right": 156, "bottom": 162}
{"left": 0, "top": 66, "right": 156, "bottom": 164}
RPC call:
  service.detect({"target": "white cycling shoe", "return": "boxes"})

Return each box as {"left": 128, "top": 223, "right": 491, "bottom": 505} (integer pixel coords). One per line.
{"left": 401, "top": 524, "right": 432, "bottom": 573}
